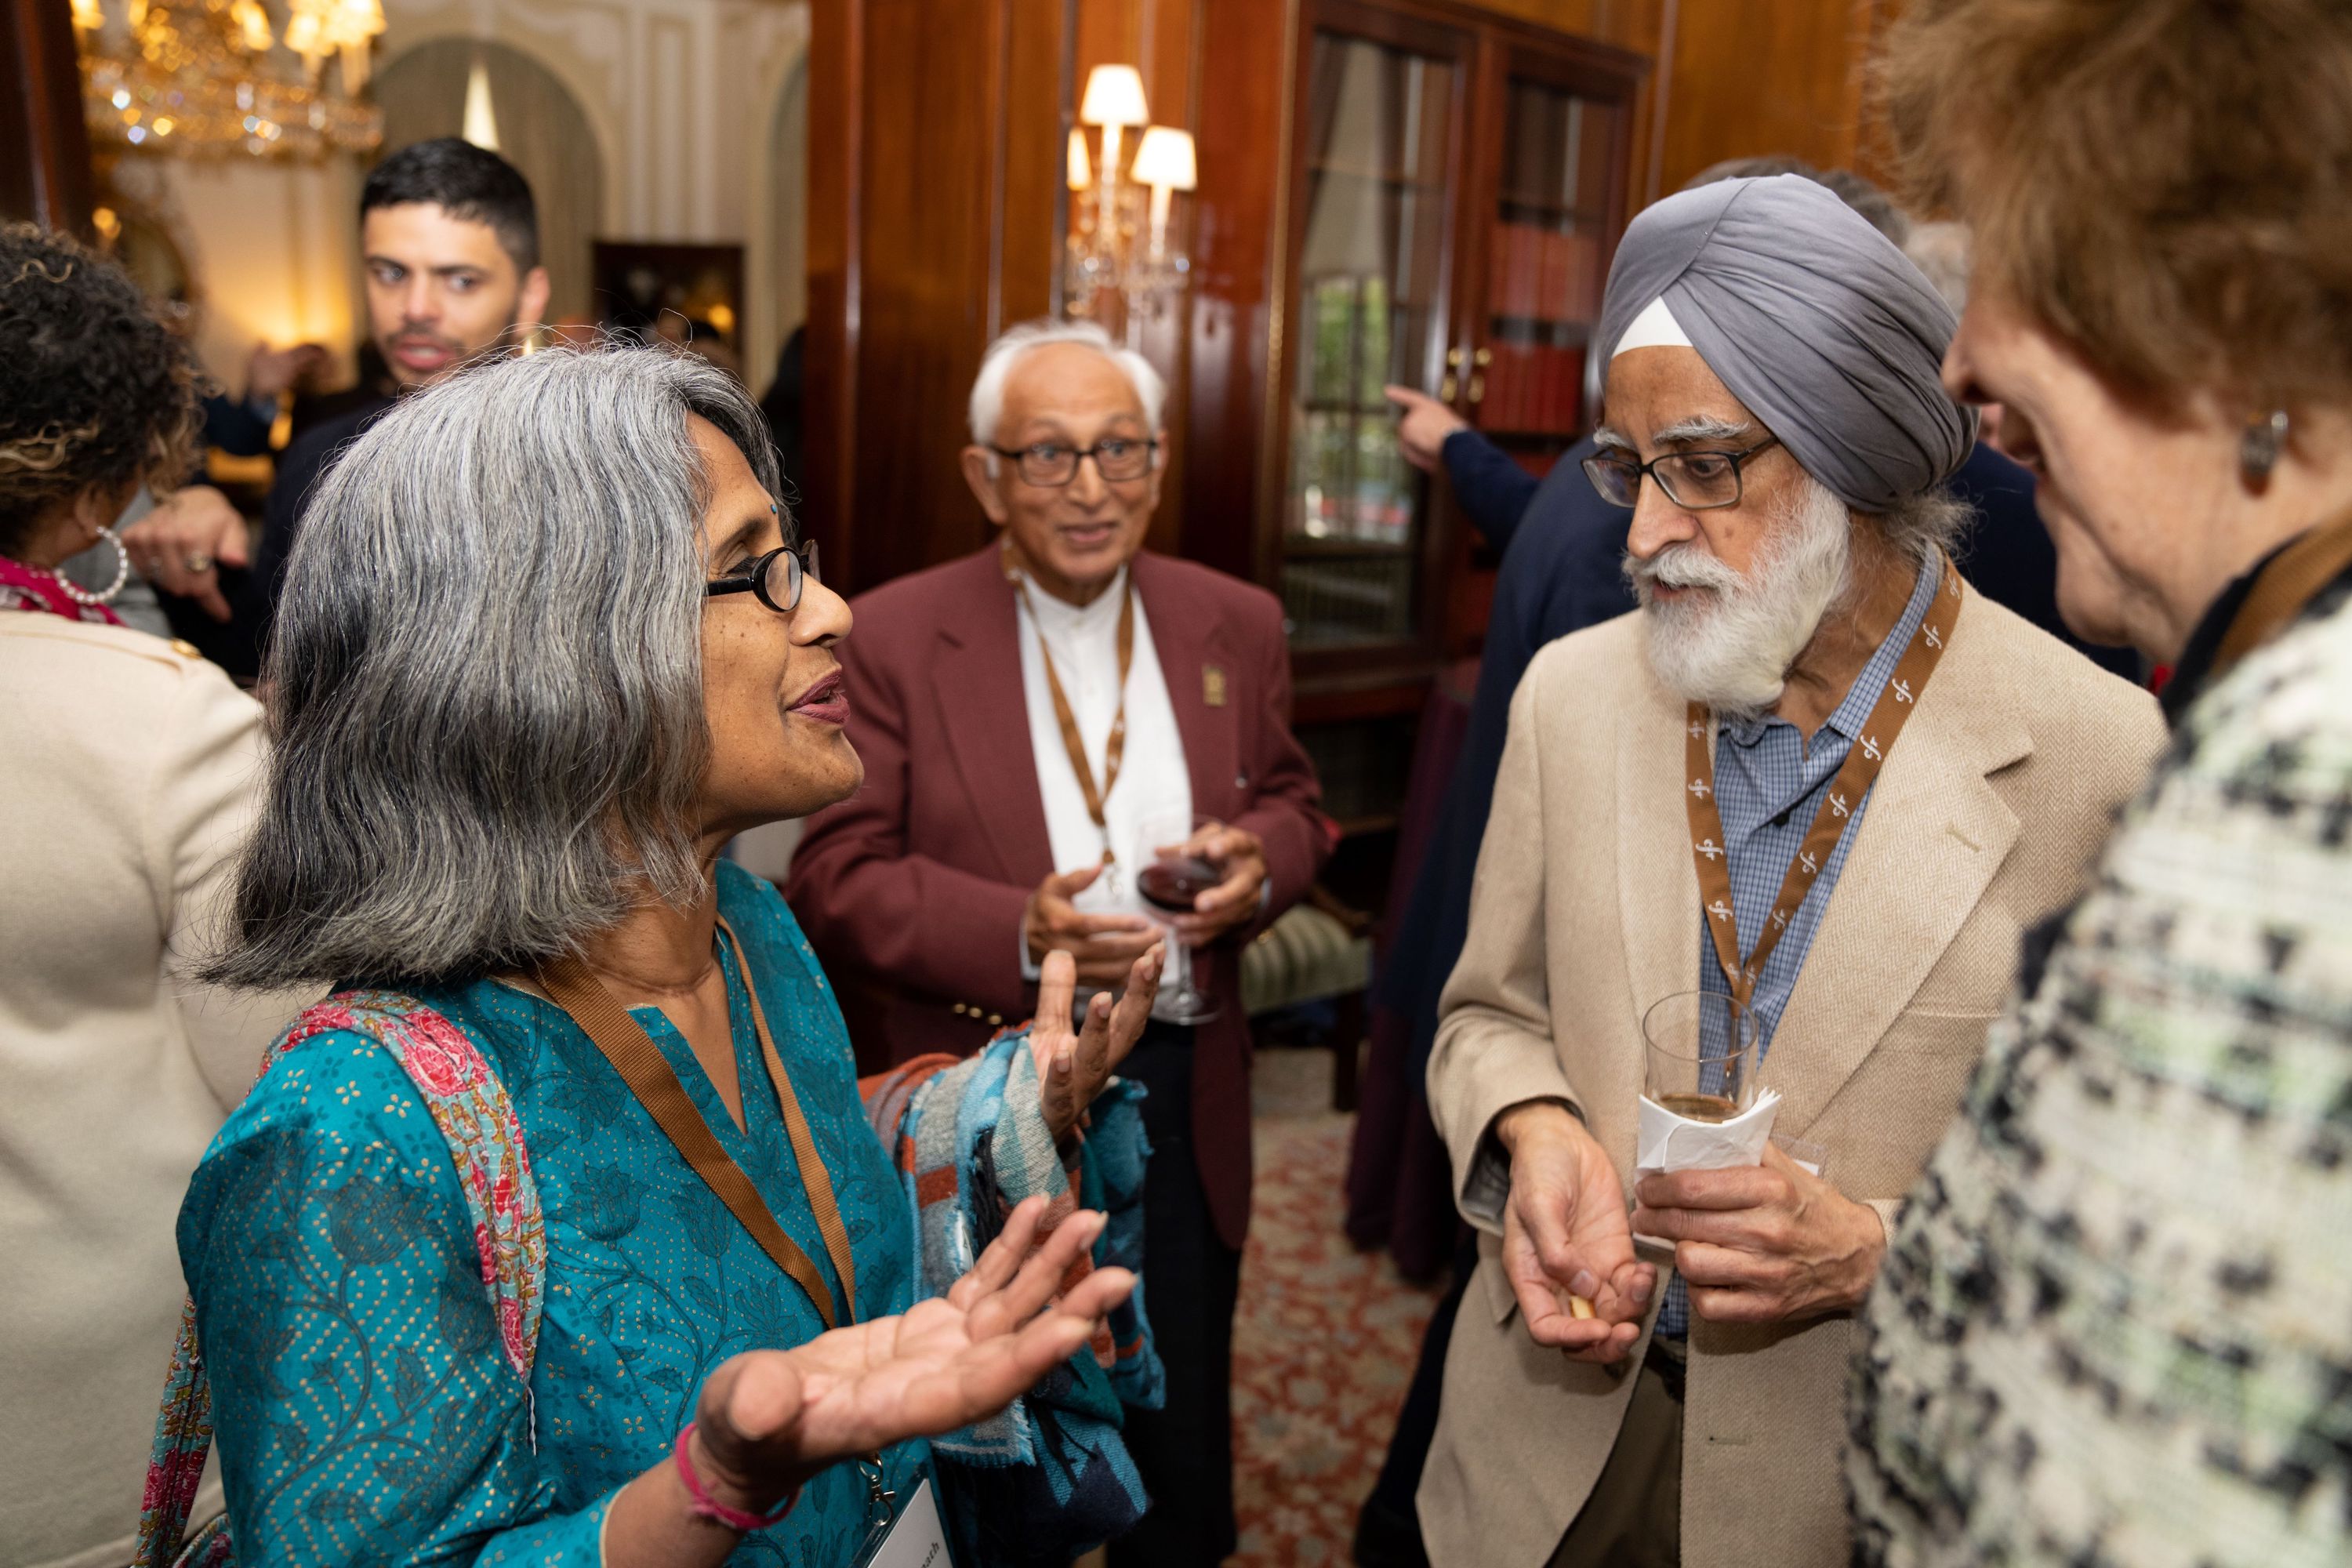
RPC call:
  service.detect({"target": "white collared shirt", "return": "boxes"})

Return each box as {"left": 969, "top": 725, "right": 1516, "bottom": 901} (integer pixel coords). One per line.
{"left": 1013, "top": 563, "right": 1192, "bottom": 942}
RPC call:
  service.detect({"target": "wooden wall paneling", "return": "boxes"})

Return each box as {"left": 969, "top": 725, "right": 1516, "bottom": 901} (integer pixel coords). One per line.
{"left": 1182, "top": 0, "right": 1289, "bottom": 588}
{"left": 1000, "top": 0, "right": 1076, "bottom": 331}
{"left": 811, "top": 0, "right": 1080, "bottom": 594}
{"left": 1652, "top": 0, "right": 1883, "bottom": 194}
{"left": 1464, "top": 0, "right": 1657, "bottom": 46}
{"left": 805, "top": 0, "right": 862, "bottom": 583}
{"left": 2, "top": 0, "right": 95, "bottom": 235}
{"left": 851, "top": 0, "right": 1006, "bottom": 589}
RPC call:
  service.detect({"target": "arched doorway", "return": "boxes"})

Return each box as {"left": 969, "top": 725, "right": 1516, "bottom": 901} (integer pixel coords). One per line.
{"left": 373, "top": 39, "right": 604, "bottom": 321}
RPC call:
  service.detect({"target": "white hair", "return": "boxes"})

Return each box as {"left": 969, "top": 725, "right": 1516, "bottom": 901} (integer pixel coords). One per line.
{"left": 1628, "top": 471, "right": 1856, "bottom": 720}
{"left": 967, "top": 318, "right": 1167, "bottom": 463}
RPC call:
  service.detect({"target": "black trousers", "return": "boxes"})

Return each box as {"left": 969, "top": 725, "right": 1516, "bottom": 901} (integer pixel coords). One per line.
{"left": 1109, "top": 1022, "right": 1244, "bottom": 1568}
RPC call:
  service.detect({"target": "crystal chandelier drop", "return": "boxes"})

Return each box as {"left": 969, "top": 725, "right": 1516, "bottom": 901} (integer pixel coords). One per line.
{"left": 72, "top": 0, "right": 387, "bottom": 159}
{"left": 1063, "top": 64, "right": 1197, "bottom": 343}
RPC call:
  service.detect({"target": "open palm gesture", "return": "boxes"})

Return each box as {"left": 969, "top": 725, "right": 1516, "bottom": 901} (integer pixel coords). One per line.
{"left": 690, "top": 1196, "right": 1133, "bottom": 1511}
{"left": 1029, "top": 944, "right": 1163, "bottom": 1140}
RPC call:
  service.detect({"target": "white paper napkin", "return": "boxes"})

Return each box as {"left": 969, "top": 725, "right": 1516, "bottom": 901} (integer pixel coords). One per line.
{"left": 1635, "top": 1087, "right": 1782, "bottom": 1175}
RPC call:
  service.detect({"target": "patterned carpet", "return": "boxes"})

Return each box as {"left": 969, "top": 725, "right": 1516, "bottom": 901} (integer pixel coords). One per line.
{"left": 1229, "top": 1051, "right": 1444, "bottom": 1566}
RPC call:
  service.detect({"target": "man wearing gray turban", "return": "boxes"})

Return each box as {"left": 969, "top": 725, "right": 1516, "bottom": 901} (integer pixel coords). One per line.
{"left": 1415, "top": 176, "right": 2164, "bottom": 1568}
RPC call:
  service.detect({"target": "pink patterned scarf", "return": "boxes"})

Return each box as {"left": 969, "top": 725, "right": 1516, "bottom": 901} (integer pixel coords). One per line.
{"left": 0, "top": 554, "right": 123, "bottom": 626}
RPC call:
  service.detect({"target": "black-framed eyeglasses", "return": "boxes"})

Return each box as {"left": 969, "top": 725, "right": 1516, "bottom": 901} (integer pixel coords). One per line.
{"left": 989, "top": 437, "right": 1159, "bottom": 487}
{"left": 1581, "top": 434, "right": 1782, "bottom": 511}
{"left": 706, "top": 538, "right": 820, "bottom": 615}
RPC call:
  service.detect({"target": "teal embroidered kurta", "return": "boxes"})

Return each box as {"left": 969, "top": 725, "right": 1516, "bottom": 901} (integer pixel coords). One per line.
{"left": 178, "top": 862, "right": 926, "bottom": 1565}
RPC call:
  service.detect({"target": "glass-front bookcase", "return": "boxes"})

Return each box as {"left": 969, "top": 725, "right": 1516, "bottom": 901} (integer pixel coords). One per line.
{"left": 1259, "top": 0, "right": 1642, "bottom": 837}
{"left": 1279, "top": 9, "right": 1468, "bottom": 653}
{"left": 1475, "top": 54, "right": 1632, "bottom": 474}
{"left": 1270, "top": 1, "right": 1639, "bottom": 681}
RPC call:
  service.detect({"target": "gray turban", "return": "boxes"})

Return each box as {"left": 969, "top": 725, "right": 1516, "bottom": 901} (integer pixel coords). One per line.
{"left": 1597, "top": 174, "right": 1976, "bottom": 513}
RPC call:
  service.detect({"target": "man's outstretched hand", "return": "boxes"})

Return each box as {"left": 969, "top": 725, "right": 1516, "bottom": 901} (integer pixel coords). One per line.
{"left": 1495, "top": 1101, "right": 1655, "bottom": 1363}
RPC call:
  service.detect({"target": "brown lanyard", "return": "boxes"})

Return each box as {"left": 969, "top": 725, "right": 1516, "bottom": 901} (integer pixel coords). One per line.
{"left": 535, "top": 915, "right": 858, "bottom": 1330}
{"left": 1684, "top": 554, "right": 1962, "bottom": 1007}
{"left": 1007, "top": 544, "right": 1135, "bottom": 869}
{"left": 2210, "top": 510, "right": 2352, "bottom": 681}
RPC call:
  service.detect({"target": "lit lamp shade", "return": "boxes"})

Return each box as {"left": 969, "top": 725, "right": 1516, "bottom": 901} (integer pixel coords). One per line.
{"left": 1066, "top": 127, "right": 1092, "bottom": 191}
{"left": 1130, "top": 126, "right": 1196, "bottom": 191}
{"left": 1080, "top": 64, "right": 1150, "bottom": 128}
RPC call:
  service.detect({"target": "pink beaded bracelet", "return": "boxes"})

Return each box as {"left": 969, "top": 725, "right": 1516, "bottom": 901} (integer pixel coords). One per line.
{"left": 673, "top": 1422, "right": 797, "bottom": 1532}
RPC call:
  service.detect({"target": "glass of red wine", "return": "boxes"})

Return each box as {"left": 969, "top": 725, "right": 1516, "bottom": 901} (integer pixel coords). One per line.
{"left": 1134, "top": 810, "right": 1223, "bottom": 1024}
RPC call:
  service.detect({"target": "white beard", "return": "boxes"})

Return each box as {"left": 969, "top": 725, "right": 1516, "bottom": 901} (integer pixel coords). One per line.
{"left": 1627, "top": 478, "right": 1853, "bottom": 720}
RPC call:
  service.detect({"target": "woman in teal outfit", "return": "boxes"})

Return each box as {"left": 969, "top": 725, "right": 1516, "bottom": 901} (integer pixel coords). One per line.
{"left": 169, "top": 344, "right": 1163, "bottom": 1566}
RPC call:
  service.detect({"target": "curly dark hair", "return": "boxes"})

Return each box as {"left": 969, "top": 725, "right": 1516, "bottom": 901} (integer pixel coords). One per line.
{"left": 0, "top": 222, "right": 200, "bottom": 557}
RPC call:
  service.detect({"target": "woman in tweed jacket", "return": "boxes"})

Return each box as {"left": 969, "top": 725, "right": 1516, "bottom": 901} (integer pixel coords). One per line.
{"left": 1848, "top": 4, "right": 2352, "bottom": 1566}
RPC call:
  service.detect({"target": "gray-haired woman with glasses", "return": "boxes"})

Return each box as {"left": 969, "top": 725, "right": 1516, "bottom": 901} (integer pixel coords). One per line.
{"left": 154, "top": 344, "right": 1167, "bottom": 1568}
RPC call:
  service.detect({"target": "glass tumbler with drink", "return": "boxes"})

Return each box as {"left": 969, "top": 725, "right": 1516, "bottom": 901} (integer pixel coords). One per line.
{"left": 1641, "top": 989, "right": 1761, "bottom": 1123}
{"left": 1134, "top": 809, "right": 1223, "bottom": 1024}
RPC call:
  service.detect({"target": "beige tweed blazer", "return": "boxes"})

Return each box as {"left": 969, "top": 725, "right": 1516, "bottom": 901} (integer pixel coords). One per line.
{"left": 1419, "top": 587, "right": 2165, "bottom": 1568}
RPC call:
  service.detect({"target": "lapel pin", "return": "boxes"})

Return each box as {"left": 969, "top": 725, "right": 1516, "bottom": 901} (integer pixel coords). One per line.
{"left": 1203, "top": 665, "right": 1228, "bottom": 707}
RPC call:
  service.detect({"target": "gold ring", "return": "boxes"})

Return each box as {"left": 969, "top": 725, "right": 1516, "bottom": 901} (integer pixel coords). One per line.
{"left": 183, "top": 553, "right": 213, "bottom": 574}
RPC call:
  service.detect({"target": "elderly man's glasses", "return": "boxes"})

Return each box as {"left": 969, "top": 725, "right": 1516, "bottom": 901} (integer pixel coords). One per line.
{"left": 1581, "top": 434, "right": 1782, "bottom": 511}
{"left": 991, "top": 437, "right": 1158, "bottom": 487}
{"left": 706, "top": 539, "right": 819, "bottom": 615}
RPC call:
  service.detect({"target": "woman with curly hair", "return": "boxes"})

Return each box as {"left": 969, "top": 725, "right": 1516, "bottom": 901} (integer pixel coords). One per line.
{"left": 0, "top": 223, "right": 307, "bottom": 1568}
{"left": 1848, "top": 4, "right": 2352, "bottom": 1566}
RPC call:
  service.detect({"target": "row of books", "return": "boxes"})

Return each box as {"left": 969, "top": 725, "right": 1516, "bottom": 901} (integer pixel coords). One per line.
{"left": 1479, "top": 343, "right": 1585, "bottom": 435}
{"left": 1488, "top": 222, "right": 1602, "bottom": 323}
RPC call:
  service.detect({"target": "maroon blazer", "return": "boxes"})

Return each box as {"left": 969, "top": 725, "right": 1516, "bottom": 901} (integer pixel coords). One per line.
{"left": 787, "top": 545, "right": 1335, "bottom": 1247}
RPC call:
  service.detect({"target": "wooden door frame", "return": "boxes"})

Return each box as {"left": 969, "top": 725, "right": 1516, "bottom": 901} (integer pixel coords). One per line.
{"left": 2, "top": 0, "right": 95, "bottom": 236}
{"left": 1271, "top": 0, "right": 1482, "bottom": 699}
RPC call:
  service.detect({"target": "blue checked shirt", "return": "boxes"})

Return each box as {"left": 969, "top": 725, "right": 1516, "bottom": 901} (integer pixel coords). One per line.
{"left": 1658, "top": 551, "right": 1941, "bottom": 1338}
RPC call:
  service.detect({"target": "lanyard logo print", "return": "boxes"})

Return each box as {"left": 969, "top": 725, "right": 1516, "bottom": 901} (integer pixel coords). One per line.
{"left": 1684, "top": 553, "right": 1962, "bottom": 1008}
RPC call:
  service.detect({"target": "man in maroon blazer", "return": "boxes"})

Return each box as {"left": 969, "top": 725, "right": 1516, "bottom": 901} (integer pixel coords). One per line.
{"left": 789, "top": 319, "right": 1333, "bottom": 1564}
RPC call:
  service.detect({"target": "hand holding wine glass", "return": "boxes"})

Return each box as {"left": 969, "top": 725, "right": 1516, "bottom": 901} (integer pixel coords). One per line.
{"left": 1136, "top": 811, "right": 1255, "bottom": 1025}
{"left": 1142, "top": 820, "right": 1269, "bottom": 948}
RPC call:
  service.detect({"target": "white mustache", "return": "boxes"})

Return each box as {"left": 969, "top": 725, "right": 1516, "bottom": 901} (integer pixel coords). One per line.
{"left": 1628, "top": 543, "right": 1745, "bottom": 595}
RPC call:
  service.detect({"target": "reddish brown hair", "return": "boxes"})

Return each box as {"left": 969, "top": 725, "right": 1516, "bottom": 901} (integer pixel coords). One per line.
{"left": 1877, "top": 0, "right": 2352, "bottom": 414}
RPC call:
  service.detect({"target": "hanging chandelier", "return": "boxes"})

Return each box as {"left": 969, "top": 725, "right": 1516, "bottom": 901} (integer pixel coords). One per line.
{"left": 1064, "top": 64, "right": 1197, "bottom": 344}
{"left": 71, "top": 0, "right": 387, "bottom": 159}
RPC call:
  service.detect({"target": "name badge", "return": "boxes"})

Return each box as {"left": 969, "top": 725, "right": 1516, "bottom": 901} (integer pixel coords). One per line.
{"left": 856, "top": 1475, "right": 949, "bottom": 1568}
{"left": 1203, "top": 665, "right": 1228, "bottom": 707}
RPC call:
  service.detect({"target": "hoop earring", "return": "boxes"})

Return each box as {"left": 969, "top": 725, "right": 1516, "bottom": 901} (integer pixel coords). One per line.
{"left": 2241, "top": 409, "right": 2291, "bottom": 488}
{"left": 56, "top": 524, "right": 130, "bottom": 607}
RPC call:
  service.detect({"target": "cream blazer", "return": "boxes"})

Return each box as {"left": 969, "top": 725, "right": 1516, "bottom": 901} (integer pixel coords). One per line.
{"left": 1421, "top": 589, "right": 2165, "bottom": 1568}
{"left": 0, "top": 616, "right": 303, "bottom": 1568}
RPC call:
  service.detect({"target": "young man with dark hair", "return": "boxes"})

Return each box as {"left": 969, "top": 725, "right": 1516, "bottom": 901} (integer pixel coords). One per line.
{"left": 123, "top": 138, "right": 548, "bottom": 673}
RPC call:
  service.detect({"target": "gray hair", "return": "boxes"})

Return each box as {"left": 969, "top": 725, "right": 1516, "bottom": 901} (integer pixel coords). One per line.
{"left": 1875, "top": 484, "right": 1973, "bottom": 562}
{"left": 967, "top": 318, "right": 1167, "bottom": 463}
{"left": 203, "top": 343, "right": 779, "bottom": 989}
{"left": 1901, "top": 221, "right": 1973, "bottom": 315}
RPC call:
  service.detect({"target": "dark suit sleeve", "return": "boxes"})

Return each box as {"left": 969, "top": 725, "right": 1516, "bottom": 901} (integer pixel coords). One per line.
{"left": 230, "top": 425, "right": 335, "bottom": 666}
{"left": 786, "top": 639, "right": 1037, "bottom": 1018}
{"left": 1227, "top": 594, "right": 1337, "bottom": 938}
{"left": 1441, "top": 430, "right": 1541, "bottom": 555}
{"left": 202, "top": 394, "right": 274, "bottom": 459}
